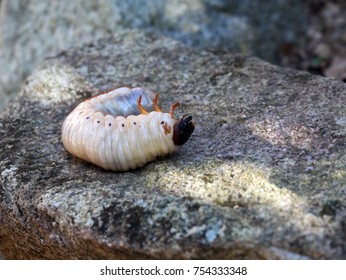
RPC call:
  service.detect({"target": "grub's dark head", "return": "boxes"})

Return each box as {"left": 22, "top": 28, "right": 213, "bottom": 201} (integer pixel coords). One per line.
{"left": 173, "top": 115, "right": 195, "bottom": 146}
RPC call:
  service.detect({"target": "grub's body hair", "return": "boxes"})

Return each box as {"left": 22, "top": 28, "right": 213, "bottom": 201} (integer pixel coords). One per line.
{"left": 61, "top": 87, "right": 194, "bottom": 171}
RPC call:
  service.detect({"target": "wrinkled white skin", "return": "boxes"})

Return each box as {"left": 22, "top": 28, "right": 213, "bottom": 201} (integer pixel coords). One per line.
{"left": 61, "top": 87, "right": 178, "bottom": 171}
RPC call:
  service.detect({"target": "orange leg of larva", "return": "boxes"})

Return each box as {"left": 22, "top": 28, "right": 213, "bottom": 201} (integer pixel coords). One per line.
{"left": 169, "top": 101, "right": 180, "bottom": 118}
{"left": 137, "top": 95, "right": 149, "bottom": 115}
{"left": 153, "top": 94, "right": 163, "bottom": 112}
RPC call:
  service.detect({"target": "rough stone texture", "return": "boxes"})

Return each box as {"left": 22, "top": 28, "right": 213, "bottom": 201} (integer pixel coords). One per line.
{"left": 0, "top": 0, "right": 307, "bottom": 112}
{"left": 1, "top": 31, "right": 345, "bottom": 259}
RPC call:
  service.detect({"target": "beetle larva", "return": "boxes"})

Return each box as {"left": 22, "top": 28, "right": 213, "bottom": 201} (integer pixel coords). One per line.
{"left": 61, "top": 87, "right": 195, "bottom": 171}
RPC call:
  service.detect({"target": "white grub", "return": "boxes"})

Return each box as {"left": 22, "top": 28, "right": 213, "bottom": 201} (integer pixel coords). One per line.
{"left": 61, "top": 87, "right": 194, "bottom": 171}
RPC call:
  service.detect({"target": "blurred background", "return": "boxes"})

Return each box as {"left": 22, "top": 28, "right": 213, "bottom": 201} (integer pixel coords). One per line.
{"left": 0, "top": 0, "right": 345, "bottom": 112}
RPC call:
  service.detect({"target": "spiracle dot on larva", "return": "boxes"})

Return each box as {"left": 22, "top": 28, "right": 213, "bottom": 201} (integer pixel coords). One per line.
{"left": 61, "top": 87, "right": 195, "bottom": 171}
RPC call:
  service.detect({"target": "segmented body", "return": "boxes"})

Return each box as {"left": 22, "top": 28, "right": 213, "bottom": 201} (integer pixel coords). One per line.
{"left": 61, "top": 87, "right": 194, "bottom": 171}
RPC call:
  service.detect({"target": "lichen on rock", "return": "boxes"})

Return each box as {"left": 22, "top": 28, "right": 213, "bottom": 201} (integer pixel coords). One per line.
{"left": 0, "top": 31, "right": 345, "bottom": 259}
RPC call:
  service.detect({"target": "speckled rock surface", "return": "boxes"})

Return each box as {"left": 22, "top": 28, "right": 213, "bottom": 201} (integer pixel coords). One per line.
{"left": 0, "top": 0, "right": 307, "bottom": 112}
{"left": 0, "top": 31, "right": 345, "bottom": 259}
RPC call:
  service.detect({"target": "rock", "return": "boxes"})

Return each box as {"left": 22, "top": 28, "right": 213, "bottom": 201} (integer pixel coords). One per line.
{"left": 0, "top": 0, "right": 307, "bottom": 112}
{"left": 1, "top": 30, "right": 345, "bottom": 259}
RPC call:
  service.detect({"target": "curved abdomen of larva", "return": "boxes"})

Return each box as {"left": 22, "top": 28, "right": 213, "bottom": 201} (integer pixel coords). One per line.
{"left": 61, "top": 87, "right": 194, "bottom": 171}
